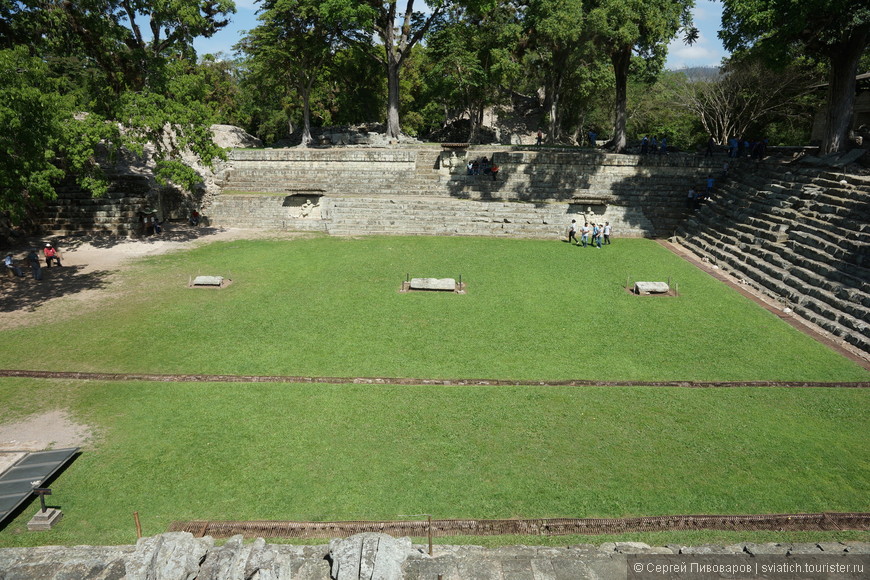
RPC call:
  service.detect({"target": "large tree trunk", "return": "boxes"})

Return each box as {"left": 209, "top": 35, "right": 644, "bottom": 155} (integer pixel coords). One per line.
{"left": 821, "top": 29, "right": 868, "bottom": 154}
{"left": 297, "top": 76, "right": 314, "bottom": 147}
{"left": 548, "top": 69, "right": 563, "bottom": 142}
{"left": 386, "top": 56, "right": 402, "bottom": 139}
{"left": 547, "top": 50, "right": 568, "bottom": 142}
{"left": 608, "top": 46, "right": 631, "bottom": 153}
{"left": 300, "top": 90, "right": 312, "bottom": 148}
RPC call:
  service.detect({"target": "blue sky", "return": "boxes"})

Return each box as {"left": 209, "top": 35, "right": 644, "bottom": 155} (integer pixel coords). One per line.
{"left": 194, "top": 0, "right": 728, "bottom": 70}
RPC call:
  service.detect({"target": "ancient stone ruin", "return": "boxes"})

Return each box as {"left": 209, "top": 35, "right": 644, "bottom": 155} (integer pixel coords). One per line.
{"left": 1, "top": 532, "right": 868, "bottom": 580}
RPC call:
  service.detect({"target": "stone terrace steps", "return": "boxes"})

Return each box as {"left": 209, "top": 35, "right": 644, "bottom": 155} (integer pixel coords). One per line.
{"left": 35, "top": 175, "right": 153, "bottom": 236}
{"left": 689, "top": 230, "right": 869, "bottom": 346}
{"left": 677, "top": 161, "right": 870, "bottom": 352}
{"left": 326, "top": 196, "right": 577, "bottom": 238}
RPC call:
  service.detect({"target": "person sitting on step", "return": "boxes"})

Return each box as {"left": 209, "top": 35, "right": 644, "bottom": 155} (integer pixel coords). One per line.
{"left": 43, "top": 243, "right": 61, "bottom": 267}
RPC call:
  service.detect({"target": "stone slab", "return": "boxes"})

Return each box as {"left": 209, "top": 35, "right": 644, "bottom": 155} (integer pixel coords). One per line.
{"left": 633, "top": 281, "right": 670, "bottom": 294}
{"left": 192, "top": 276, "right": 224, "bottom": 286}
{"left": 409, "top": 277, "right": 456, "bottom": 291}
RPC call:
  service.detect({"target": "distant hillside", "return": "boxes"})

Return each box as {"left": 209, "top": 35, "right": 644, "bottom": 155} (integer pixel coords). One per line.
{"left": 668, "top": 65, "right": 721, "bottom": 80}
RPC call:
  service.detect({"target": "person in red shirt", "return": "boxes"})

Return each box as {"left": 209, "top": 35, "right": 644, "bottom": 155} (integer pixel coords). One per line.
{"left": 43, "top": 243, "right": 61, "bottom": 267}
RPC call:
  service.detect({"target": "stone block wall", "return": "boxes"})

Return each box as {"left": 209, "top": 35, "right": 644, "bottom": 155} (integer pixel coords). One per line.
{"left": 206, "top": 194, "right": 329, "bottom": 232}
{"left": 1, "top": 532, "right": 868, "bottom": 580}
{"left": 217, "top": 148, "right": 419, "bottom": 196}
{"left": 209, "top": 147, "right": 720, "bottom": 238}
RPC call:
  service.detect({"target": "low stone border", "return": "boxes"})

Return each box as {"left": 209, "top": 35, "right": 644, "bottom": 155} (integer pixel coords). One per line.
{"left": 1, "top": 532, "right": 868, "bottom": 580}
{"left": 168, "top": 513, "right": 870, "bottom": 540}
{"left": 0, "top": 369, "right": 867, "bottom": 388}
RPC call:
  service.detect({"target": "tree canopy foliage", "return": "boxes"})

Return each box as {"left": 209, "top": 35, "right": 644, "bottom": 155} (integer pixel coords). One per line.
{"left": 1, "top": 0, "right": 859, "bottom": 224}
{"left": 0, "top": 0, "right": 235, "bottom": 222}
{"left": 720, "top": 0, "right": 870, "bottom": 153}
{"left": 0, "top": 46, "right": 119, "bottom": 220}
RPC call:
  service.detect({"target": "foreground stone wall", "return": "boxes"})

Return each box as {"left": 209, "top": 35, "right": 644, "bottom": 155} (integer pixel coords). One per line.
{"left": 1, "top": 532, "right": 868, "bottom": 580}
{"left": 209, "top": 147, "right": 719, "bottom": 238}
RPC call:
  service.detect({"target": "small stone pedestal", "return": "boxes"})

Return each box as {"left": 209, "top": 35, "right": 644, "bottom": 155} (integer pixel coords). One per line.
{"left": 633, "top": 281, "right": 670, "bottom": 295}
{"left": 28, "top": 508, "right": 62, "bottom": 531}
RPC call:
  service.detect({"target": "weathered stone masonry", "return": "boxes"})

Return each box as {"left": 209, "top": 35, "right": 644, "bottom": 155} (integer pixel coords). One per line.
{"left": 208, "top": 147, "right": 718, "bottom": 238}
{"left": 1, "top": 532, "right": 868, "bottom": 580}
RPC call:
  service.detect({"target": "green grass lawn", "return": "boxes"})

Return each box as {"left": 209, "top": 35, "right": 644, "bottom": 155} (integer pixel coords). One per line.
{"left": 0, "top": 379, "right": 866, "bottom": 547}
{"left": 0, "top": 236, "right": 867, "bottom": 547}
{"left": 1, "top": 236, "right": 867, "bottom": 381}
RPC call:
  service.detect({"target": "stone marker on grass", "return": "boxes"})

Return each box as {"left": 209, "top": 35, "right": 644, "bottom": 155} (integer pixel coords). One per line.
{"left": 190, "top": 275, "right": 232, "bottom": 289}
{"left": 401, "top": 277, "right": 466, "bottom": 293}
{"left": 192, "top": 276, "right": 224, "bottom": 287}
{"left": 409, "top": 277, "right": 456, "bottom": 291}
{"left": 633, "top": 281, "right": 670, "bottom": 295}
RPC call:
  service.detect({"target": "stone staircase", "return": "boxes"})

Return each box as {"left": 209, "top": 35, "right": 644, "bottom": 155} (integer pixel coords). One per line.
{"left": 36, "top": 174, "right": 153, "bottom": 236}
{"left": 676, "top": 161, "right": 870, "bottom": 353}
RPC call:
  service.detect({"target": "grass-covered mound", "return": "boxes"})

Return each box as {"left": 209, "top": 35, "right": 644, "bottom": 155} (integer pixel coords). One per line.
{"left": 1, "top": 236, "right": 867, "bottom": 381}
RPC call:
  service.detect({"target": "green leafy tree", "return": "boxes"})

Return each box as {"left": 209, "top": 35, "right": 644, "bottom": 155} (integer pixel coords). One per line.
{"left": 520, "top": 0, "right": 586, "bottom": 143}
{"left": 45, "top": 0, "right": 236, "bottom": 94}
{"left": 426, "top": 2, "right": 521, "bottom": 142}
{"left": 0, "top": 47, "right": 119, "bottom": 221}
{"left": 197, "top": 53, "right": 247, "bottom": 126}
{"left": 720, "top": 0, "right": 870, "bottom": 153}
{"left": 322, "top": 0, "right": 455, "bottom": 139}
{"left": 119, "top": 59, "right": 228, "bottom": 192}
{"left": 324, "top": 45, "right": 386, "bottom": 126}
{"left": 627, "top": 70, "right": 704, "bottom": 149}
{"left": 237, "top": 0, "right": 340, "bottom": 146}
{"left": 585, "top": 0, "right": 696, "bottom": 152}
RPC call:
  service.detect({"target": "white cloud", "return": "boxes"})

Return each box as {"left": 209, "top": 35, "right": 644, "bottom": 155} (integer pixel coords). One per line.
{"left": 665, "top": 1, "right": 729, "bottom": 69}
{"left": 667, "top": 32, "right": 726, "bottom": 69}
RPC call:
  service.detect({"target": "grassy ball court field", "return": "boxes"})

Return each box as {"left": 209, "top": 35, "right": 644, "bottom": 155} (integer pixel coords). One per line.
{"left": 0, "top": 235, "right": 867, "bottom": 547}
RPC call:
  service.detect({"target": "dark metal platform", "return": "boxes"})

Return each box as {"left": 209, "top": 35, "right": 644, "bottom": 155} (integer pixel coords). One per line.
{"left": 0, "top": 447, "right": 79, "bottom": 526}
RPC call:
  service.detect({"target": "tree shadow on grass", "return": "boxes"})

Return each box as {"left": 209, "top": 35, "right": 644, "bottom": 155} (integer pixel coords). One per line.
{"left": 0, "top": 265, "right": 113, "bottom": 314}
{"left": 0, "top": 224, "right": 236, "bottom": 315}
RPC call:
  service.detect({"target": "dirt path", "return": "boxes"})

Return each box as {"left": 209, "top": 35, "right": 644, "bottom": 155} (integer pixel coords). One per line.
{"left": 0, "top": 411, "right": 92, "bottom": 456}
{"left": 0, "top": 225, "right": 304, "bottom": 330}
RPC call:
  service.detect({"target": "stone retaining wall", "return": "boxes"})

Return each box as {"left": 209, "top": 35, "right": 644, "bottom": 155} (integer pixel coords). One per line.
{"left": 1, "top": 532, "right": 868, "bottom": 580}
{"left": 210, "top": 147, "right": 720, "bottom": 238}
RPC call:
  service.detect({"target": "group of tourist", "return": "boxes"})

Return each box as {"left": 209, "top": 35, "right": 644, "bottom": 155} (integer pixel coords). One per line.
{"left": 714, "top": 136, "right": 768, "bottom": 159}
{"left": 567, "top": 220, "right": 612, "bottom": 248}
{"left": 466, "top": 156, "right": 500, "bottom": 180}
{"left": 640, "top": 136, "right": 667, "bottom": 155}
{"left": 4, "top": 243, "right": 62, "bottom": 281}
